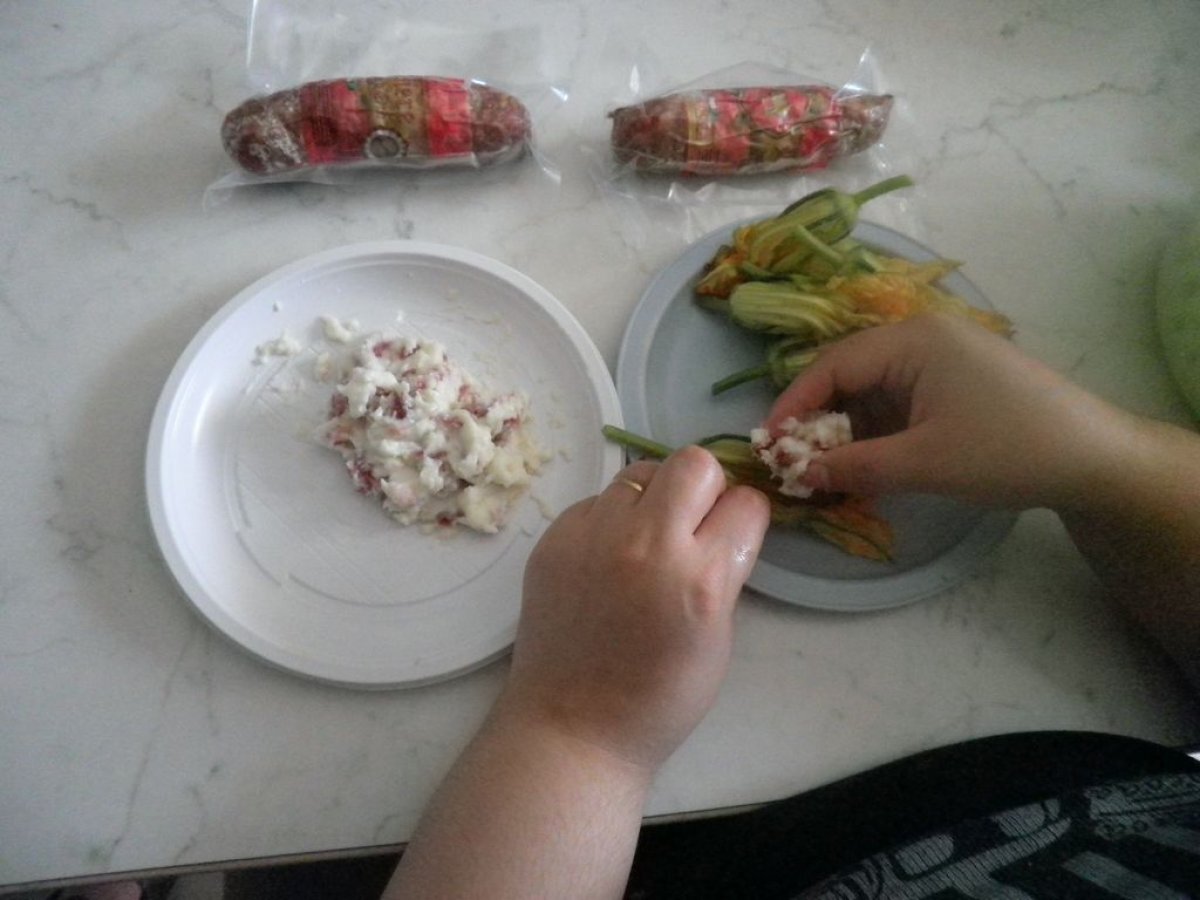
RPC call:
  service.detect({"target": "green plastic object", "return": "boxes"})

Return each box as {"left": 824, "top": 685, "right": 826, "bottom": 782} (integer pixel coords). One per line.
{"left": 1156, "top": 215, "right": 1200, "bottom": 421}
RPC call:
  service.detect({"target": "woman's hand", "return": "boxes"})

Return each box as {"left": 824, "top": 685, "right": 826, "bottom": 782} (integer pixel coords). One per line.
{"left": 767, "top": 313, "right": 1200, "bottom": 688}
{"left": 501, "top": 445, "right": 771, "bottom": 773}
{"left": 383, "top": 447, "right": 769, "bottom": 900}
{"left": 766, "top": 314, "right": 1142, "bottom": 512}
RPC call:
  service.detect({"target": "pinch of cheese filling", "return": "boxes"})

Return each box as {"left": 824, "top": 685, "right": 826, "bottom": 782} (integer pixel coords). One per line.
{"left": 750, "top": 412, "right": 852, "bottom": 498}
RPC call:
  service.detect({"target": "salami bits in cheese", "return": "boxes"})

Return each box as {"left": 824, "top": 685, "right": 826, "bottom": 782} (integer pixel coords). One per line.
{"left": 315, "top": 328, "right": 545, "bottom": 534}
{"left": 750, "top": 412, "right": 852, "bottom": 498}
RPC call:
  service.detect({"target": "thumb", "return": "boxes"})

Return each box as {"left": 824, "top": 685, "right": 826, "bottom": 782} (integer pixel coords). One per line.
{"left": 805, "top": 428, "right": 936, "bottom": 496}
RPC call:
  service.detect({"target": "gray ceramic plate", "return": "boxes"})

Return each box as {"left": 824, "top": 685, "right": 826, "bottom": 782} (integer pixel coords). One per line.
{"left": 615, "top": 222, "right": 1017, "bottom": 612}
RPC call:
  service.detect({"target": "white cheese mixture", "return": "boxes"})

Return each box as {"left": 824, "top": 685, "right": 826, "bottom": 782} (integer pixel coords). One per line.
{"left": 319, "top": 315, "right": 360, "bottom": 343}
{"left": 315, "top": 328, "right": 545, "bottom": 534}
{"left": 750, "top": 412, "right": 852, "bottom": 498}
{"left": 253, "top": 331, "right": 302, "bottom": 364}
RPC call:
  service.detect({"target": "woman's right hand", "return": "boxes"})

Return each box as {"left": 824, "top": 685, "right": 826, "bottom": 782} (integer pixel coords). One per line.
{"left": 771, "top": 313, "right": 1200, "bottom": 689}
{"left": 765, "top": 314, "right": 1144, "bottom": 512}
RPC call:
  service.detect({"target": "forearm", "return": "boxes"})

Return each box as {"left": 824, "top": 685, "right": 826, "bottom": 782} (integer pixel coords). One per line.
{"left": 381, "top": 695, "right": 653, "bottom": 900}
{"left": 1058, "top": 417, "right": 1200, "bottom": 688}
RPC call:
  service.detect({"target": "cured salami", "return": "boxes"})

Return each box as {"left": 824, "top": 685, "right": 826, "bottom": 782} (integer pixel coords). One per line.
{"left": 610, "top": 85, "right": 892, "bottom": 176}
{"left": 222, "top": 77, "right": 531, "bottom": 175}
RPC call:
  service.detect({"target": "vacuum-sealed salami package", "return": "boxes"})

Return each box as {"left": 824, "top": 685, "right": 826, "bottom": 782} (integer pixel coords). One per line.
{"left": 589, "top": 49, "right": 922, "bottom": 246}
{"left": 207, "top": 0, "right": 571, "bottom": 196}
{"left": 221, "top": 76, "right": 534, "bottom": 176}
{"left": 610, "top": 84, "right": 893, "bottom": 177}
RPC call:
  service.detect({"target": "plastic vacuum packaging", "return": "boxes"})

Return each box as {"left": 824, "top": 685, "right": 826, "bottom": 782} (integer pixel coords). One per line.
{"left": 610, "top": 83, "right": 892, "bottom": 177}
{"left": 208, "top": 0, "right": 571, "bottom": 193}
{"left": 222, "top": 76, "right": 532, "bottom": 175}
{"left": 591, "top": 51, "right": 921, "bottom": 247}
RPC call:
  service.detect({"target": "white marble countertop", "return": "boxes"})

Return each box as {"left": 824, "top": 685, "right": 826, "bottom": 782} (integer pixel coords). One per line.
{"left": 3, "top": 0, "right": 1199, "bottom": 891}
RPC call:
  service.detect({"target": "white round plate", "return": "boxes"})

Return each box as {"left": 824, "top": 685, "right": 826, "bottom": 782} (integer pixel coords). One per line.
{"left": 617, "top": 222, "right": 1016, "bottom": 612}
{"left": 147, "top": 241, "right": 623, "bottom": 688}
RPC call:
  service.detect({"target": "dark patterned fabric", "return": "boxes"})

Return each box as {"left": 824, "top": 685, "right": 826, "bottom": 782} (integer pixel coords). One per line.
{"left": 625, "top": 732, "right": 1200, "bottom": 899}
{"left": 797, "top": 773, "right": 1200, "bottom": 899}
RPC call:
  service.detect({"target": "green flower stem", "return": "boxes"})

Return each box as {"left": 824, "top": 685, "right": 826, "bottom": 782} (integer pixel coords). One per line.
{"left": 790, "top": 224, "right": 846, "bottom": 267}
{"left": 600, "top": 425, "right": 674, "bottom": 460}
{"left": 696, "top": 433, "right": 752, "bottom": 446}
{"left": 710, "top": 363, "right": 771, "bottom": 395}
{"left": 852, "top": 174, "right": 915, "bottom": 206}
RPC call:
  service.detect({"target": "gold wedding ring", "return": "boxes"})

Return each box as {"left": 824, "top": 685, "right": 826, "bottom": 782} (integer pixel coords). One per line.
{"left": 614, "top": 477, "right": 645, "bottom": 494}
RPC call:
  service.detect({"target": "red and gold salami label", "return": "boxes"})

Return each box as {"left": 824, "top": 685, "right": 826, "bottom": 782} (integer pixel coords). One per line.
{"left": 298, "top": 77, "right": 475, "bottom": 166}
{"left": 424, "top": 78, "right": 474, "bottom": 157}
{"left": 679, "top": 86, "right": 845, "bottom": 175}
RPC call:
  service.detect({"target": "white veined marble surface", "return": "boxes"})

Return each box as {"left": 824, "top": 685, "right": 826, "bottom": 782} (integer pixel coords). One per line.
{"left": 2, "top": 0, "right": 1199, "bottom": 889}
